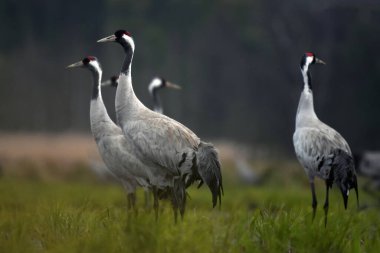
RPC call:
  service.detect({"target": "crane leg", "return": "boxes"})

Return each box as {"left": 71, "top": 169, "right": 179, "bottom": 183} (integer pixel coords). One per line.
{"left": 171, "top": 176, "right": 185, "bottom": 223}
{"left": 172, "top": 200, "right": 178, "bottom": 224}
{"left": 144, "top": 188, "right": 151, "bottom": 209}
{"left": 171, "top": 187, "right": 178, "bottom": 224}
{"left": 152, "top": 186, "right": 159, "bottom": 220}
{"left": 310, "top": 181, "right": 317, "bottom": 221}
{"left": 323, "top": 182, "right": 329, "bottom": 227}
{"left": 127, "top": 192, "right": 137, "bottom": 215}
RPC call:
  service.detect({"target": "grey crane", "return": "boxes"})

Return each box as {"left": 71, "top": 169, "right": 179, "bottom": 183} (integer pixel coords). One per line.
{"left": 293, "top": 52, "right": 359, "bottom": 226}
{"left": 101, "top": 75, "right": 181, "bottom": 208}
{"left": 97, "top": 30, "right": 223, "bottom": 220}
{"left": 66, "top": 56, "right": 151, "bottom": 210}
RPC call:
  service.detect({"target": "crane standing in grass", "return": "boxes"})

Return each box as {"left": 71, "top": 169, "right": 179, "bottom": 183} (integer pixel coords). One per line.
{"left": 293, "top": 52, "right": 359, "bottom": 226}
{"left": 102, "top": 75, "right": 181, "bottom": 207}
{"left": 97, "top": 30, "right": 223, "bottom": 220}
{"left": 66, "top": 57, "right": 151, "bottom": 210}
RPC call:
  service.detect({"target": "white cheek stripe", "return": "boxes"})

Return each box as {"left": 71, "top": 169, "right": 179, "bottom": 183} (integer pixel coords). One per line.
{"left": 148, "top": 78, "right": 162, "bottom": 94}
{"left": 123, "top": 34, "right": 135, "bottom": 52}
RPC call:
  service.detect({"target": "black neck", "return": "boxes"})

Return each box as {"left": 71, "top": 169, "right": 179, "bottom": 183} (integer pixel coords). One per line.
{"left": 301, "top": 65, "right": 312, "bottom": 90}
{"left": 307, "top": 71, "right": 312, "bottom": 90}
{"left": 120, "top": 41, "right": 133, "bottom": 74}
{"left": 91, "top": 69, "right": 101, "bottom": 100}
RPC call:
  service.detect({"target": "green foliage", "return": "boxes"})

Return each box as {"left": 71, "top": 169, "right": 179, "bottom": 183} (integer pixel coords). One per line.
{"left": 0, "top": 176, "right": 379, "bottom": 253}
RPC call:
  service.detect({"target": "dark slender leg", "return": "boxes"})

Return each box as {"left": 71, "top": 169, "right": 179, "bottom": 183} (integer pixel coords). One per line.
{"left": 323, "top": 182, "right": 329, "bottom": 227}
{"left": 170, "top": 187, "right": 178, "bottom": 224}
{"left": 310, "top": 181, "right": 318, "bottom": 221}
{"left": 152, "top": 186, "right": 159, "bottom": 221}
{"left": 127, "top": 192, "right": 137, "bottom": 215}
{"left": 144, "top": 189, "right": 151, "bottom": 209}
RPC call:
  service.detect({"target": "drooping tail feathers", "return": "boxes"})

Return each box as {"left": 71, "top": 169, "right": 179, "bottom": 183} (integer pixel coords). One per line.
{"left": 323, "top": 149, "right": 359, "bottom": 208}
{"left": 196, "top": 141, "right": 224, "bottom": 207}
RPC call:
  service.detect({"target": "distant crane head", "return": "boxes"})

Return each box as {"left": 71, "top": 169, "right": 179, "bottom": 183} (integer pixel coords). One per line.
{"left": 66, "top": 56, "right": 101, "bottom": 73}
{"left": 300, "top": 52, "right": 326, "bottom": 70}
{"left": 299, "top": 52, "right": 326, "bottom": 90}
{"left": 148, "top": 77, "right": 181, "bottom": 94}
{"left": 97, "top": 30, "right": 135, "bottom": 52}
{"left": 101, "top": 75, "right": 119, "bottom": 88}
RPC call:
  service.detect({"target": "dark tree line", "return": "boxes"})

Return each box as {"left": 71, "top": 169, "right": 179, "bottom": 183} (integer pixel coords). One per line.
{"left": 0, "top": 0, "right": 379, "bottom": 155}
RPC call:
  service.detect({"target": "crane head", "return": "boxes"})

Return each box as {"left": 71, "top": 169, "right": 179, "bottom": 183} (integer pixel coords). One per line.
{"left": 300, "top": 52, "right": 326, "bottom": 70}
{"left": 66, "top": 56, "right": 101, "bottom": 73}
{"left": 101, "top": 75, "right": 119, "bottom": 88}
{"left": 97, "top": 30, "right": 135, "bottom": 52}
{"left": 148, "top": 77, "right": 181, "bottom": 94}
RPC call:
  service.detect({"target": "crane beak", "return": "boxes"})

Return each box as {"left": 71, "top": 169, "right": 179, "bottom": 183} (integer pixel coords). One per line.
{"left": 66, "top": 61, "right": 83, "bottom": 69}
{"left": 97, "top": 35, "right": 117, "bottom": 43}
{"left": 315, "top": 58, "right": 326, "bottom": 65}
{"left": 166, "top": 82, "right": 181, "bottom": 90}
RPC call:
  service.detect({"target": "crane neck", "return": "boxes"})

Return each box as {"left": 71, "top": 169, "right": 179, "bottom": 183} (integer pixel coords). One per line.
{"left": 151, "top": 88, "right": 163, "bottom": 114}
{"left": 91, "top": 68, "right": 102, "bottom": 100}
{"left": 114, "top": 38, "right": 147, "bottom": 127}
{"left": 301, "top": 64, "right": 312, "bottom": 91}
{"left": 296, "top": 65, "right": 318, "bottom": 128}
{"left": 89, "top": 68, "right": 119, "bottom": 141}
{"left": 120, "top": 42, "right": 134, "bottom": 75}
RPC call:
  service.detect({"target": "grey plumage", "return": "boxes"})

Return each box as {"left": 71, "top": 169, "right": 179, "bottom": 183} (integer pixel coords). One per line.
{"left": 97, "top": 30, "right": 223, "bottom": 219}
{"left": 67, "top": 57, "right": 150, "bottom": 210}
{"left": 102, "top": 75, "right": 182, "bottom": 209}
{"left": 293, "top": 52, "right": 358, "bottom": 226}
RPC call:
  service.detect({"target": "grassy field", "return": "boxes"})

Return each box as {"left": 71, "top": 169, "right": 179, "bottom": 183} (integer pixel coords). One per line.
{"left": 0, "top": 168, "right": 379, "bottom": 253}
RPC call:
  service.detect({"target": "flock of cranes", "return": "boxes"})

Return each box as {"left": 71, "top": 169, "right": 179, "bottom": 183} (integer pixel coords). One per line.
{"left": 67, "top": 30, "right": 223, "bottom": 221}
{"left": 67, "top": 29, "right": 359, "bottom": 224}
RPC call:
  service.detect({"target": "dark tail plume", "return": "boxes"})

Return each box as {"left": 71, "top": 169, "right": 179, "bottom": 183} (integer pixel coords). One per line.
{"left": 196, "top": 142, "right": 223, "bottom": 207}
{"left": 330, "top": 149, "right": 359, "bottom": 210}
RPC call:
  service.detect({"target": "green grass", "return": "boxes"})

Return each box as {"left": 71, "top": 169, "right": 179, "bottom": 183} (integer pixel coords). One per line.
{"left": 0, "top": 175, "right": 379, "bottom": 253}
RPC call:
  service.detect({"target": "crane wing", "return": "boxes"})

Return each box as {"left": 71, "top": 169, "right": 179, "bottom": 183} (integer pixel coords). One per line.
{"left": 293, "top": 126, "right": 351, "bottom": 173}
{"left": 123, "top": 113, "right": 201, "bottom": 175}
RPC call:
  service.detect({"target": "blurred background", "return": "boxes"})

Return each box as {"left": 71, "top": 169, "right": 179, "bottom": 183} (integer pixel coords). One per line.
{"left": 0, "top": 0, "right": 379, "bottom": 181}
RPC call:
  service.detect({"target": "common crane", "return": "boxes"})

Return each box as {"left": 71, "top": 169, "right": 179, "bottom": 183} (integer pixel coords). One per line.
{"left": 293, "top": 52, "right": 358, "bottom": 226}
{"left": 97, "top": 30, "right": 223, "bottom": 220}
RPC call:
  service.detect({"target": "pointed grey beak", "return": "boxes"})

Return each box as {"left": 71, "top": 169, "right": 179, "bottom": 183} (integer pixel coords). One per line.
{"left": 66, "top": 61, "right": 83, "bottom": 69}
{"left": 315, "top": 58, "right": 326, "bottom": 65}
{"left": 97, "top": 35, "right": 117, "bottom": 43}
{"left": 166, "top": 82, "right": 181, "bottom": 90}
